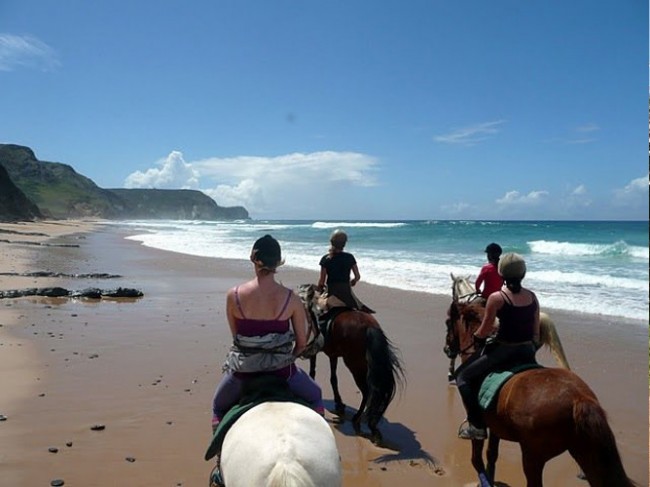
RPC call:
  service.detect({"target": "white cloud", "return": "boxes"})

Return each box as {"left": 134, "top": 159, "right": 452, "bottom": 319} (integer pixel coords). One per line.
{"left": 575, "top": 123, "right": 599, "bottom": 133}
{"left": 571, "top": 184, "right": 587, "bottom": 196}
{"left": 124, "top": 151, "right": 200, "bottom": 189}
{"left": 433, "top": 120, "right": 505, "bottom": 145}
{"left": 613, "top": 175, "right": 649, "bottom": 205}
{"left": 0, "top": 34, "right": 60, "bottom": 71}
{"left": 440, "top": 202, "right": 472, "bottom": 214}
{"left": 496, "top": 190, "right": 549, "bottom": 206}
{"left": 124, "top": 150, "right": 379, "bottom": 218}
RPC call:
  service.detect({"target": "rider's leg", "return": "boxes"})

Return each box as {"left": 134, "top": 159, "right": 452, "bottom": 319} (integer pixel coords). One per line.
{"left": 287, "top": 367, "right": 325, "bottom": 416}
{"left": 456, "top": 353, "right": 493, "bottom": 432}
{"left": 211, "top": 372, "right": 243, "bottom": 431}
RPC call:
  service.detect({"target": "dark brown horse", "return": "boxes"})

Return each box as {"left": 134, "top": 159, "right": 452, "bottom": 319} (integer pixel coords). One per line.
{"left": 298, "top": 284, "right": 405, "bottom": 444}
{"left": 445, "top": 297, "right": 636, "bottom": 487}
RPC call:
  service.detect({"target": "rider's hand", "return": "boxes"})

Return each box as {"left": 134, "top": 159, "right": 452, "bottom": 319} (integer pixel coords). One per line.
{"left": 472, "top": 333, "right": 487, "bottom": 349}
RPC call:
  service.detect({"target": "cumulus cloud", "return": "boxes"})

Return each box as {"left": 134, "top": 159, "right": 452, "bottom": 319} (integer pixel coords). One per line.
{"left": 496, "top": 190, "right": 549, "bottom": 206}
{"left": 566, "top": 184, "right": 591, "bottom": 210}
{"left": 124, "top": 151, "right": 200, "bottom": 189}
{"left": 613, "top": 175, "right": 649, "bottom": 205}
{"left": 433, "top": 120, "right": 505, "bottom": 145}
{"left": 0, "top": 33, "right": 60, "bottom": 71}
{"left": 124, "top": 150, "right": 379, "bottom": 218}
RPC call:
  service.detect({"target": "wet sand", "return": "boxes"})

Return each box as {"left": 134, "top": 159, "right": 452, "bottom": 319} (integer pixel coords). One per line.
{"left": 0, "top": 221, "right": 647, "bottom": 486}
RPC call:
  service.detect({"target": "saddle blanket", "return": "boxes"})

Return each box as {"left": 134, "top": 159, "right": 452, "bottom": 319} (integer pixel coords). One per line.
{"left": 479, "top": 363, "right": 542, "bottom": 411}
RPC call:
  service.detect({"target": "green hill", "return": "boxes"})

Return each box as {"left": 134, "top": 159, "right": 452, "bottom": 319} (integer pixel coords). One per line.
{"left": 0, "top": 144, "right": 249, "bottom": 221}
{"left": 0, "top": 162, "right": 42, "bottom": 222}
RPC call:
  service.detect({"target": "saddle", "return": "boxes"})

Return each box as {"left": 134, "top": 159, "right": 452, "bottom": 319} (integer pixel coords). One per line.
{"left": 204, "top": 375, "right": 309, "bottom": 461}
{"left": 478, "top": 363, "right": 542, "bottom": 410}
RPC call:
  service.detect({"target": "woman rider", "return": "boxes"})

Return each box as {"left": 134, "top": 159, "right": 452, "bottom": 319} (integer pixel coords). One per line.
{"left": 455, "top": 252, "right": 541, "bottom": 440}
{"left": 317, "top": 229, "right": 372, "bottom": 312}
{"left": 211, "top": 235, "right": 324, "bottom": 431}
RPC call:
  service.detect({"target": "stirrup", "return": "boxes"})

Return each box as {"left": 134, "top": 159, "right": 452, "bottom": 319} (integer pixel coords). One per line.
{"left": 457, "top": 419, "right": 487, "bottom": 440}
{"left": 209, "top": 463, "right": 224, "bottom": 487}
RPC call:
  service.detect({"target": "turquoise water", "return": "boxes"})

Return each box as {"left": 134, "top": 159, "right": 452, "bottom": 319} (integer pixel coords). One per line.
{"left": 106, "top": 220, "right": 649, "bottom": 322}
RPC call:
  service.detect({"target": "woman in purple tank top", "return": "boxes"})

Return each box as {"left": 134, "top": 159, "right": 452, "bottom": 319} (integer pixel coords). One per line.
{"left": 455, "top": 253, "right": 541, "bottom": 440}
{"left": 211, "top": 235, "right": 324, "bottom": 431}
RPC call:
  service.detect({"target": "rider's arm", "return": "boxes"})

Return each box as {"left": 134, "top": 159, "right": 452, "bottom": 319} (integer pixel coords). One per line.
{"left": 474, "top": 292, "right": 501, "bottom": 339}
{"left": 317, "top": 267, "right": 327, "bottom": 291}
{"left": 350, "top": 264, "right": 360, "bottom": 286}
{"left": 532, "top": 292, "right": 541, "bottom": 345}
{"left": 225, "top": 288, "right": 238, "bottom": 338}
{"left": 474, "top": 270, "right": 484, "bottom": 293}
{"left": 290, "top": 295, "right": 307, "bottom": 357}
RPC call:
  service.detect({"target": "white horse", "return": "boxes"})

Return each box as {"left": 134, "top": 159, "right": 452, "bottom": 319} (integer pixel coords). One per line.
{"left": 217, "top": 401, "right": 342, "bottom": 487}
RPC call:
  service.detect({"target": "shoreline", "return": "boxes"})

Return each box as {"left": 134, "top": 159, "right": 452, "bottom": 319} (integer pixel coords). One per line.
{"left": 0, "top": 222, "right": 647, "bottom": 486}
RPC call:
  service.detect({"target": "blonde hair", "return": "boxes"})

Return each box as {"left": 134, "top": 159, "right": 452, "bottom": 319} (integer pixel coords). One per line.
{"left": 329, "top": 229, "right": 348, "bottom": 254}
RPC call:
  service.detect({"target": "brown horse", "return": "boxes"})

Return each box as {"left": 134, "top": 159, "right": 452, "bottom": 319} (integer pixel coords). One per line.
{"left": 445, "top": 297, "right": 636, "bottom": 487}
{"left": 298, "top": 284, "right": 405, "bottom": 444}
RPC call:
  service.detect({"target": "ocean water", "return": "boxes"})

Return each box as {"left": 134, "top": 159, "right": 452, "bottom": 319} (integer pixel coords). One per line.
{"left": 103, "top": 220, "right": 649, "bottom": 322}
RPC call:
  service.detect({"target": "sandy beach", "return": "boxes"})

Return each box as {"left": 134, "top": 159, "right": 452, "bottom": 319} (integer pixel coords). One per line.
{"left": 0, "top": 221, "right": 647, "bottom": 487}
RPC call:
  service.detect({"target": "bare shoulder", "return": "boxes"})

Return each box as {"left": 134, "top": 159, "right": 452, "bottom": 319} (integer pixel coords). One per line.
{"left": 487, "top": 291, "right": 504, "bottom": 305}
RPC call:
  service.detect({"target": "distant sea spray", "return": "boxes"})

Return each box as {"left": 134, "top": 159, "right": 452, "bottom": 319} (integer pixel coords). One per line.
{"left": 103, "top": 219, "right": 649, "bottom": 322}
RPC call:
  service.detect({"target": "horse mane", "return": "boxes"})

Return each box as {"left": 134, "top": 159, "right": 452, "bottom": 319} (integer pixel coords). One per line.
{"left": 453, "top": 300, "right": 572, "bottom": 371}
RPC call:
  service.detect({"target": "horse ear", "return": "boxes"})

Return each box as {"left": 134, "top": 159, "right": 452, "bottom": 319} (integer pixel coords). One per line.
{"left": 450, "top": 272, "right": 456, "bottom": 280}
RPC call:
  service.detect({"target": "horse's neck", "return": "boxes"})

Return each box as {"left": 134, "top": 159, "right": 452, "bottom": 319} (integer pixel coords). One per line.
{"left": 457, "top": 304, "right": 483, "bottom": 357}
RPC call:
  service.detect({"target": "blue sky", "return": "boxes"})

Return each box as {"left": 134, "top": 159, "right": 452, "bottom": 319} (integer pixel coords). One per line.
{"left": 1, "top": 0, "right": 648, "bottom": 220}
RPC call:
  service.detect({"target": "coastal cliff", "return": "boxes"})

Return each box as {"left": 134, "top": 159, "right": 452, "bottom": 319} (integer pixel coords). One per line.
{"left": 0, "top": 144, "right": 249, "bottom": 221}
{"left": 0, "top": 162, "right": 43, "bottom": 222}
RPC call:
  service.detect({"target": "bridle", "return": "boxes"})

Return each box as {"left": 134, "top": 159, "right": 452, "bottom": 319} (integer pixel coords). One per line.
{"left": 444, "top": 301, "right": 479, "bottom": 360}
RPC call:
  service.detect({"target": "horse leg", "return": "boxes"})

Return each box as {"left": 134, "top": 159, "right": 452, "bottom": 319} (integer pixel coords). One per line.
{"left": 329, "top": 356, "right": 345, "bottom": 414}
{"left": 309, "top": 355, "right": 316, "bottom": 379}
{"left": 485, "top": 434, "right": 500, "bottom": 485}
{"left": 470, "top": 439, "right": 491, "bottom": 487}
{"left": 344, "top": 357, "right": 370, "bottom": 438}
{"left": 521, "top": 449, "right": 544, "bottom": 487}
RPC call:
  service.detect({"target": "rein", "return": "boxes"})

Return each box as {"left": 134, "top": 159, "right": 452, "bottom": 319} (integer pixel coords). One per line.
{"left": 298, "top": 284, "right": 324, "bottom": 359}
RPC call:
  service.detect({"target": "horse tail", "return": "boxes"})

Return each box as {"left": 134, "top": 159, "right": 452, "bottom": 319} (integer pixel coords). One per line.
{"left": 265, "top": 459, "right": 314, "bottom": 487}
{"left": 365, "top": 326, "right": 405, "bottom": 426}
{"left": 539, "top": 312, "right": 571, "bottom": 369}
{"left": 571, "top": 399, "right": 636, "bottom": 486}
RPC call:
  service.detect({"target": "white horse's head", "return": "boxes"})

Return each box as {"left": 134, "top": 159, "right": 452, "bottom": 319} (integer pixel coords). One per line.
{"left": 450, "top": 273, "right": 476, "bottom": 303}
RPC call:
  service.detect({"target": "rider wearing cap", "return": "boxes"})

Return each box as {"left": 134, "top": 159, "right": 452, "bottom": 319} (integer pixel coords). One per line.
{"left": 456, "top": 252, "right": 541, "bottom": 440}
{"left": 475, "top": 242, "right": 504, "bottom": 300}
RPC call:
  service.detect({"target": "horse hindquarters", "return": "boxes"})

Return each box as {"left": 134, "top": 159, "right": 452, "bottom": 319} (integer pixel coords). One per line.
{"left": 221, "top": 402, "right": 341, "bottom": 487}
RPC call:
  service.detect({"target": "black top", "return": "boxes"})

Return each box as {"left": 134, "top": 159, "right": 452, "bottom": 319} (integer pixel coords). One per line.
{"left": 319, "top": 252, "right": 356, "bottom": 286}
